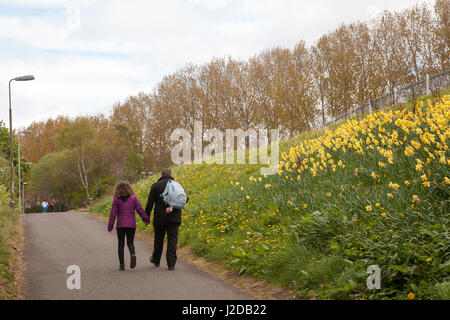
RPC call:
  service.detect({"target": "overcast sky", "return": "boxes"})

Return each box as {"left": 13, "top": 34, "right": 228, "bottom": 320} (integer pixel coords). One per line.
{"left": 0, "top": 0, "right": 432, "bottom": 129}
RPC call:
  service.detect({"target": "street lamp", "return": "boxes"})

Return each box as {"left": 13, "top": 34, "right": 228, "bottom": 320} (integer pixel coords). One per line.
{"left": 23, "top": 182, "right": 28, "bottom": 212}
{"left": 23, "top": 162, "right": 32, "bottom": 212}
{"left": 23, "top": 163, "right": 32, "bottom": 211}
{"left": 9, "top": 75, "right": 35, "bottom": 208}
{"left": 18, "top": 131, "right": 32, "bottom": 212}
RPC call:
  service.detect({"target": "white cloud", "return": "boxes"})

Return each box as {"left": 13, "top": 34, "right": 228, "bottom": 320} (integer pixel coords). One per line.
{"left": 0, "top": 55, "right": 151, "bottom": 128}
{"left": 0, "top": 16, "right": 68, "bottom": 50}
{"left": 0, "top": 0, "right": 94, "bottom": 8}
{"left": 366, "top": 4, "right": 382, "bottom": 19}
{"left": 188, "top": 0, "right": 231, "bottom": 10}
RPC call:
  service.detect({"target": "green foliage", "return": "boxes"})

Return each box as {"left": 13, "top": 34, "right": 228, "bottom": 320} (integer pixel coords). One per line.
{"left": 91, "top": 177, "right": 115, "bottom": 199}
{"left": 31, "top": 119, "right": 120, "bottom": 209}
{"left": 57, "top": 118, "right": 94, "bottom": 150}
{"left": 0, "top": 121, "right": 30, "bottom": 195}
{"left": 30, "top": 150, "right": 83, "bottom": 209}
{"left": 125, "top": 150, "right": 144, "bottom": 182}
{"left": 0, "top": 121, "right": 13, "bottom": 159}
{"left": 0, "top": 157, "right": 10, "bottom": 193}
{"left": 432, "top": 281, "right": 450, "bottom": 299}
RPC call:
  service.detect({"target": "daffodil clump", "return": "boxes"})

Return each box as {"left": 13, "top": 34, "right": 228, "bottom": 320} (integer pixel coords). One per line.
{"left": 270, "top": 95, "right": 449, "bottom": 299}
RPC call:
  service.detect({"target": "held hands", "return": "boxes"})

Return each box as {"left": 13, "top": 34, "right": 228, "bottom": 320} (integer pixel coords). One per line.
{"left": 165, "top": 206, "right": 173, "bottom": 214}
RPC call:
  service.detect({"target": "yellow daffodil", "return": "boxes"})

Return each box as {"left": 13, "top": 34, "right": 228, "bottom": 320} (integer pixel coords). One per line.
{"left": 389, "top": 182, "right": 399, "bottom": 189}
{"left": 404, "top": 146, "right": 415, "bottom": 156}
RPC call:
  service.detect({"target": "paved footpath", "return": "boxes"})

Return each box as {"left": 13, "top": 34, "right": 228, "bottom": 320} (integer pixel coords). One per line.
{"left": 23, "top": 212, "right": 251, "bottom": 300}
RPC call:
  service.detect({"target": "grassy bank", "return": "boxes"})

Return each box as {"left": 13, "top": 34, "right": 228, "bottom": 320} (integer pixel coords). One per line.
{"left": 0, "top": 188, "right": 22, "bottom": 299}
{"left": 92, "top": 93, "right": 449, "bottom": 300}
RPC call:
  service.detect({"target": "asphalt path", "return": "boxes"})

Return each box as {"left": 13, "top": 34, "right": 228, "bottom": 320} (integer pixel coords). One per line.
{"left": 23, "top": 212, "right": 251, "bottom": 300}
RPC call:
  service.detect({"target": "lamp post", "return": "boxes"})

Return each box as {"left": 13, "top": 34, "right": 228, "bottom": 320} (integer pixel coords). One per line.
{"left": 18, "top": 131, "right": 32, "bottom": 213}
{"left": 9, "top": 75, "right": 35, "bottom": 208}
{"left": 23, "top": 182, "right": 28, "bottom": 213}
{"left": 23, "top": 163, "right": 32, "bottom": 212}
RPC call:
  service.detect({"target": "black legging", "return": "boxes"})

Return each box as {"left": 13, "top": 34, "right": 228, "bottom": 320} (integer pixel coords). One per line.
{"left": 116, "top": 227, "right": 136, "bottom": 265}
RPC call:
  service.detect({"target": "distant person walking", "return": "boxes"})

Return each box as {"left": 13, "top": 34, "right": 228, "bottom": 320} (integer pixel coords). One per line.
{"left": 42, "top": 201, "right": 48, "bottom": 214}
{"left": 49, "top": 200, "right": 55, "bottom": 212}
{"left": 145, "top": 169, "right": 188, "bottom": 270}
{"left": 108, "top": 182, "right": 149, "bottom": 271}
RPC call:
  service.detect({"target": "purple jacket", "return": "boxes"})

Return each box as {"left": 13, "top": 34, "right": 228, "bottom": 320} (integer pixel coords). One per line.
{"left": 108, "top": 195, "right": 149, "bottom": 231}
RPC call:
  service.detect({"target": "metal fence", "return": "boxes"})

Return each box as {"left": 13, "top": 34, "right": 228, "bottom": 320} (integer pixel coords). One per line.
{"left": 325, "top": 70, "right": 450, "bottom": 126}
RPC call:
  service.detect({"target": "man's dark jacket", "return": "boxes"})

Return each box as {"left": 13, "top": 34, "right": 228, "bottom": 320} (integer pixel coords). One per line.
{"left": 145, "top": 175, "right": 188, "bottom": 226}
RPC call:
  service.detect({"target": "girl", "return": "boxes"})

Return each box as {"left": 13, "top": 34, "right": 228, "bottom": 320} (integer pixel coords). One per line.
{"left": 108, "top": 182, "right": 150, "bottom": 271}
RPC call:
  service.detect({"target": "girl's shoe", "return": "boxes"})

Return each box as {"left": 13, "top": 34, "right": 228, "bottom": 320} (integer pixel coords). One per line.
{"left": 130, "top": 255, "right": 136, "bottom": 269}
{"left": 119, "top": 264, "right": 125, "bottom": 271}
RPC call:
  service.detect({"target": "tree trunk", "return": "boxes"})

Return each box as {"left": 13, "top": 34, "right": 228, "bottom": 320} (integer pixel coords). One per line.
{"left": 76, "top": 140, "right": 90, "bottom": 200}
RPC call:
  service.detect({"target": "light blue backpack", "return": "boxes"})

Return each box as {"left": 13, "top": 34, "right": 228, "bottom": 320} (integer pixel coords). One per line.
{"left": 161, "top": 179, "right": 187, "bottom": 209}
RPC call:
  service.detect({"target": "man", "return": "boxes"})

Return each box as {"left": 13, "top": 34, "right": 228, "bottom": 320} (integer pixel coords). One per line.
{"left": 145, "top": 169, "right": 188, "bottom": 270}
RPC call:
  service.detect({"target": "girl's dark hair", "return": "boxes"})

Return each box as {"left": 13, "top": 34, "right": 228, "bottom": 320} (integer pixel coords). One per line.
{"left": 113, "top": 181, "right": 134, "bottom": 199}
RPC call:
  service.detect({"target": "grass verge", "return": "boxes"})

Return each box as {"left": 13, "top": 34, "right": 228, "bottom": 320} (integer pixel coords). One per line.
{"left": 0, "top": 207, "right": 25, "bottom": 300}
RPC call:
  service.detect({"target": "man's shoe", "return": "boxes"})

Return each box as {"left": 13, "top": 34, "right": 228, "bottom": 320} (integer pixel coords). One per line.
{"left": 168, "top": 266, "right": 175, "bottom": 271}
{"left": 150, "top": 257, "right": 160, "bottom": 267}
{"left": 130, "top": 255, "right": 136, "bottom": 269}
{"left": 119, "top": 264, "right": 125, "bottom": 271}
